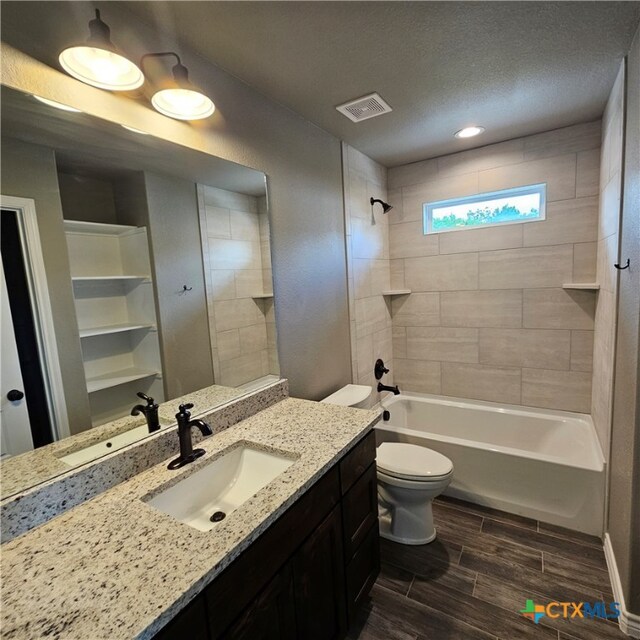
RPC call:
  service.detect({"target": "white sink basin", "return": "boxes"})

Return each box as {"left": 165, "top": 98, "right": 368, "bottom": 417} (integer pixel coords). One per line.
{"left": 145, "top": 443, "right": 297, "bottom": 532}
{"left": 58, "top": 422, "right": 170, "bottom": 467}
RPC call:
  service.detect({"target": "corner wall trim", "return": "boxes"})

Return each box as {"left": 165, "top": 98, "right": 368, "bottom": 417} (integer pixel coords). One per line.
{"left": 604, "top": 533, "right": 640, "bottom": 637}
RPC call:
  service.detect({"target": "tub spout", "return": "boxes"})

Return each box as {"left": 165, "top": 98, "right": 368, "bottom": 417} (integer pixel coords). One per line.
{"left": 378, "top": 382, "right": 400, "bottom": 395}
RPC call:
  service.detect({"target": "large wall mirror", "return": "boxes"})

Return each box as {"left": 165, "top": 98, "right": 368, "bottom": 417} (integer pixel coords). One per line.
{"left": 0, "top": 86, "right": 280, "bottom": 497}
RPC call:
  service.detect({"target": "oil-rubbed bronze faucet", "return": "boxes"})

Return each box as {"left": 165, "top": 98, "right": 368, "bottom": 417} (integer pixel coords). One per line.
{"left": 131, "top": 392, "right": 160, "bottom": 433}
{"left": 168, "top": 403, "right": 213, "bottom": 470}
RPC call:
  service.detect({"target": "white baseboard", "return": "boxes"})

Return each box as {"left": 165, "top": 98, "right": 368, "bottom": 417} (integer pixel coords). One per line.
{"left": 604, "top": 533, "right": 640, "bottom": 638}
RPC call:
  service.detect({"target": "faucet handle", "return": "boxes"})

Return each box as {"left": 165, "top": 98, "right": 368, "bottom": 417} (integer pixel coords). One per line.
{"left": 178, "top": 403, "right": 194, "bottom": 416}
{"left": 137, "top": 391, "right": 156, "bottom": 407}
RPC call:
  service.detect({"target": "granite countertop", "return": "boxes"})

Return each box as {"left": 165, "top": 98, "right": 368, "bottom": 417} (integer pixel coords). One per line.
{"left": 1, "top": 398, "right": 380, "bottom": 640}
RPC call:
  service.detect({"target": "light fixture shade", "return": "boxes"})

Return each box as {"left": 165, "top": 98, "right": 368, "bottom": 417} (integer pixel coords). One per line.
{"left": 32, "top": 95, "right": 82, "bottom": 113}
{"left": 59, "top": 10, "right": 144, "bottom": 91}
{"left": 150, "top": 61, "right": 214, "bottom": 120}
{"left": 151, "top": 88, "right": 215, "bottom": 120}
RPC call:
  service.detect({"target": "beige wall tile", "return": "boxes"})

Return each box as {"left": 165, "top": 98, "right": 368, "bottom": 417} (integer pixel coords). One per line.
{"left": 394, "top": 359, "right": 441, "bottom": 394}
{"left": 441, "top": 363, "right": 521, "bottom": 404}
{"left": 235, "top": 270, "right": 264, "bottom": 298}
{"left": 479, "top": 245, "right": 573, "bottom": 289}
{"left": 389, "top": 220, "right": 439, "bottom": 258}
{"left": 356, "top": 333, "right": 373, "bottom": 379}
{"left": 523, "top": 197, "right": 598, "bottom": 247}
{"left": 388, "top": 158, "right": 438, "bottom": 189}
{"left": 440, "top": 290, "right": 522, "bottom": 328}
{"left": 209, "top": 238, "right": 262, "bottom": 271}
{"left": 523, "top": 121, "right": 601, "bottom": 160}
{"left": 479, "top": 328, "right": 570, "bottom": 370}
{"left": 214, "top": 298, "right": 263, "bottom": 332}
{"left": 407, "top": 327, "right": 478, "bottom": 363}
{"left": 351, "top": 216, "right": 389, "bottom": 260}
{"left": 573, "top": 242, "right": 597, "bottom": 282}
{"left": 437, "top": 139, "right": 524, "bottom": 177}
{"left": 397, "top": 172, "right": 480, "bottom": 225}
{"left": 347, "top": 144, "right": 387, "bottom": 185}
{"left": 392, "top": 292, "right": 440, "bottom": 326}
{"left": 571, "top": 331, "right": 594, "bottom": 372}
{"left": 439, "top": 223, "right": 523, "bottom": 255}
{"left": 597, "top": 233, "right": 619, "bottom": 294}
{"left": 523, "top": 288, "right": 595, "bottom": 330}
{"left": 576, "top": 148, "right": 601, "bottom": 198}
{"left": 239, "top": 324, "right": 268, "bottom": 354}
{"left": 348, "top": 171, "right": 369, "bottom": 219}
{"left": 209, "top": 269, "right": 236, "bottom": 300}
{"left": 219, "top": 352, "right": 264, "bottom": 387}
{"left": 353, "top": 258, "right": 372, "bottom": 299}
{"left": 205, "top": 205, "right": 231, "bottom": 238}
{"left": 392, "top": 326, "right": 407, "bottom": 360}
{"left": 370, "top": 259, "right": 391, "bottom": 295}
{"left": 478, "top": 154, "right": 576, "bottom": 202}
{"left": 230, "top": 210, "right": 260, "bottom": 242}
{"left": 374, "top": 327, "right": 393, "bottom": 372}
{"left": 217, "top": 329, "right": 240, "bottom": 361}
{"left": 522, "top": 368, "right": 591, "bottom": 413}
{"left": 355, "top": 296, "right": 390, "bottom": 338}
{"left": 203, "top": 185, "right": 257, "bottom": 213}
{"left": 390, "top": 259, "right": 405, "bottom": 289}
{"left": 405, "top": 253, "right": 478, "bottom": 291}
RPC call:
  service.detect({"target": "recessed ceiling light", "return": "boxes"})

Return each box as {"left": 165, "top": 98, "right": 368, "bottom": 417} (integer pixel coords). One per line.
{"left": 454, "top": 126, "right": 485, "bottom": 139}
{"left": 32, "top": 95, "right": 82, "bottom": 113}
{"left": 121, "top": 124, "right": 149, "bottom": 135}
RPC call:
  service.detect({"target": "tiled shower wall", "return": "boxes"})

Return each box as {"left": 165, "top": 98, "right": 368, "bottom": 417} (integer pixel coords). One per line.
{"left": 387, "top": 121, "right": 601, "bottom": 413}
{"left": 197, "top": 185, "right": 279, "bottom": 387}
{"left": 342, "top": 143, "right": 393, "bottom": 404}
{"left": 592, "top": 63, "right": 625, "bottom": 452}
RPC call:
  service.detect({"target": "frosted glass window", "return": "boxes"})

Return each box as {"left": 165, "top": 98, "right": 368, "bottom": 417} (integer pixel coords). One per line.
{"left": 423, "top": 184, "right": 546, "bottom": 234}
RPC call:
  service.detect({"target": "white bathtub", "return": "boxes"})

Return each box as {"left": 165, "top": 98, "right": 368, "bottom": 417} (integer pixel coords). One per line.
{"left": 377, "top": 392, "right": 605, "bottom": 536}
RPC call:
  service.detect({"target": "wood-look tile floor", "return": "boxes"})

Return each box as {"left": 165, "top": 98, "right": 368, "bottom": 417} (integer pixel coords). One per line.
{"left": 349, "top": 496, "right": 625, "bottom": 640}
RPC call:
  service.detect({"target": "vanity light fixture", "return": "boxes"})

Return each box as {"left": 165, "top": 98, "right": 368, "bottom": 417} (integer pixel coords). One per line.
{"left": 32, "top": 95, "right": 82, "bottom": 113}
{"left": 142, "top": 52, "right": 215, "bottom": 121}
{"left": 370, "top": 197, "right": 393, "bottom": 213}
{"left": 59, "top": 9, "right": 144, "bottom": 91}
{"left": 454, "top": 126, "right": 485, "bottom": 139}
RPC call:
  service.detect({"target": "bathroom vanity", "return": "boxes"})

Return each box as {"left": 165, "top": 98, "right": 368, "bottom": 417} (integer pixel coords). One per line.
{"left": 0, "top": 398, "right": 380, "bottom": 640}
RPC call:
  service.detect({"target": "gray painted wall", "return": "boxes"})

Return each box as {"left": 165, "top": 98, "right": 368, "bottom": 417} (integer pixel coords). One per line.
{"left": 609, "top": 25, "right": 640, "bottom": 615}
{"left": 1, "top": 1, "right": 352, "bottom": 401}
{"left": 0, "top": 137, "right": 91, "bottom": 434}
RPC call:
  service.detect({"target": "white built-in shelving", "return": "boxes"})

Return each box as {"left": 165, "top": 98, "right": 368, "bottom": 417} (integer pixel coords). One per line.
{"left": 64, "top": 220, "right": 164, "bottom": 426}
{"left": 382, "top": 289, "right": 412, "bottom": 296}
{"left": 562, "top": 283, "right": 600, "bottom": 291}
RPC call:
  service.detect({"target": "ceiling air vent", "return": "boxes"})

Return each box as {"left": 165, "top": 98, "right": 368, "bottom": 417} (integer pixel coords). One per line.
{"left": 336, "top": 92, "right": 392, "bottom": 123}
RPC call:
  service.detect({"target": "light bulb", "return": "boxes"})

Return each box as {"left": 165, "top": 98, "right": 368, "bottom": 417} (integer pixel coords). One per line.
{"left": 454, "top": 126, "right": 485, "bottom": 139}
{"left": 151, "top": 88, "right": 215, "bottom": 121}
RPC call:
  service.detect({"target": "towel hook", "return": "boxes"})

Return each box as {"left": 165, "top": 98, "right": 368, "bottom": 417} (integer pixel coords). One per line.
{"left": 614, "top": 259, "right": 630, "bottom": 270}
{"left": 182, "top": 285, "right": 193, "bottom": 292}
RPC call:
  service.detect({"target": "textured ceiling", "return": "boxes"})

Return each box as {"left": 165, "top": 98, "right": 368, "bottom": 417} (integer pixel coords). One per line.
{"left": 120, "top": 1, "right": 640, "bottom": 167}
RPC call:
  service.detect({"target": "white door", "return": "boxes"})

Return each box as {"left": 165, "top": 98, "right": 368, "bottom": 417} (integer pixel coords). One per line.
{"left": 0, "top": 259, "right": 34, "bottom": 457}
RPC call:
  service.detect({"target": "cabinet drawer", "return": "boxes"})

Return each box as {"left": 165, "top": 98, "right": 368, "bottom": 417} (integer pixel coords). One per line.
{"left": 342, "top": 462, "right": 378, "bottom": 560}
{"left": 340, "top": 430, "right": 376, "bottom": 495}
{"left": 345, "top": 523, "right": 380, "bottom": 625}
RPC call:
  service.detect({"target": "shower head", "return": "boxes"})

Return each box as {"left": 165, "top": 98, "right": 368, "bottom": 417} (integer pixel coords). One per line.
{"left": 370, "top": 197, "right": 393, "bottom": 213}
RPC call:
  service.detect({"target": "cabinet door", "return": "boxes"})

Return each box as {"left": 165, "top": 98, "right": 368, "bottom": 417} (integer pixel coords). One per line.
{"left": 221, "top": 565, "right": 297, "bottom": 640}
{"left": 342, "top": 463, "right": 378, "bottom": 560}
{"left": 292, "top": 505, "right": 347, "bottom": 640}
{"left": 153, "top": 595, "right": 210, "bottom": 640}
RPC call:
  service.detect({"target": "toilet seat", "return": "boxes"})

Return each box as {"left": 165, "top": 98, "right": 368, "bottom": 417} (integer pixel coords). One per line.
{"left": 377, "top": 442, "right": 453, "bottom": 481}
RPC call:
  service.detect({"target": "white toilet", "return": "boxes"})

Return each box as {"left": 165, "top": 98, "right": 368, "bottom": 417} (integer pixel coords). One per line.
{"left": 376, "top": 442, "right": 453, "bottom": 545}
{"left": 321, "top": 384, "right": 372, "bottom": 409}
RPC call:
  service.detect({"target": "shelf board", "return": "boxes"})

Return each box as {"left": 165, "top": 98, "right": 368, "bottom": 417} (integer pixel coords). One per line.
{"left": 64, "top": 220, "right": 140, "bottom": 236}
{"left": 79, "top": 323, "right": 155, "bottom": 338}
{"left": 382, "top": 289, "right": 412, "bottom": 296}
{"left": 86, "top": 368, "right": 161, "bottom": 393}
{"left": 251, "top": 294, "right": 274, "bottom": 299}
{"left": 72, "top": 275, "right": 151, "bottom": 283}
{"left": 562, "top": 283, "right": 600, "bottom": 291}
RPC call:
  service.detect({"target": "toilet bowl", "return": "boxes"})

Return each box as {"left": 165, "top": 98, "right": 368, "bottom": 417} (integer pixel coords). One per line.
{"left": 376, "top": 442, "right": 453, "bottom": 545}
{"left": 321, "top": 384, "right": 372, "bottom": 408}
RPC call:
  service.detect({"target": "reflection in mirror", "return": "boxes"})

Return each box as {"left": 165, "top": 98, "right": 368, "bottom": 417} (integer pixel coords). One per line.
{"left": 0, "top": 86, "right": 280, "bottom": 497}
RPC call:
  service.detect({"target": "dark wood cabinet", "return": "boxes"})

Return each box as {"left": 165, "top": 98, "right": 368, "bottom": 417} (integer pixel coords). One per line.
{"left": 292, "top": 506, "right": 347, "bottom": 640}
{"left": 153, "top": 430, "right": 378, "bottom": 640}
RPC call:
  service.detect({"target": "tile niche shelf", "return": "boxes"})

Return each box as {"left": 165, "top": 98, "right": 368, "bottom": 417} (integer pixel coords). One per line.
{"left": 562, "top": 283, "right": 600, "bottom": 291}
{"left": 64, "top": 220, "right": 165, "bottom": 426}
{"left": 382, "top": 289, "right": 412, "bottom": 296}
{"left": 251, "top": 293, "right": 274, "bottom": 299}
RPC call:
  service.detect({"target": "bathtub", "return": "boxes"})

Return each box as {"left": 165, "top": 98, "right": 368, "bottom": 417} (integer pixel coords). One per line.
{"left": 377, "top": 392, "right": 605, "bottom": 536}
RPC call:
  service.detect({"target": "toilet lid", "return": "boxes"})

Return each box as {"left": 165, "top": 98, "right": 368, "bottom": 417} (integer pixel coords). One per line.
{"left": 377, "top": 443, "right": 453, "bottom": 480}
